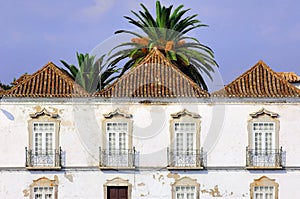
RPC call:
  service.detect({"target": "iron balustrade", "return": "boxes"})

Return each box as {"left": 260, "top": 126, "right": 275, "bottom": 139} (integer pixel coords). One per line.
{"left": 99, "top": 147, "right": 136, "bottom": 168}
{"left": 246, "top": 147, "right": 283, "bottom": 168}
{"left": 25, "top": 147, "right": 62, "bottom": 168}
{"left": 167, "top": 148, "right": 205, "bottom": 168}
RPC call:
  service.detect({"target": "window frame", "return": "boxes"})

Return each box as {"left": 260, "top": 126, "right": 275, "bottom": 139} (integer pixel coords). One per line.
{"left": 247, "top": 108, "right": 281, "bottom": 169}
{"left": 101, "top": 109, "right": 134, "bottom": 169}
{"left": 169, "top": 109, "right": 202, "bottom": 169}
{"left": 250, "top": 176, "right": 279, "bottom": 199}
{"left": 172, "top": 177, "right": 200, "bottom": 199}
{"left": 27, "top": 108, "right": 61, "bottom": 169}
{"left": 30, "top": 177, "right": 58, "bottom": 199}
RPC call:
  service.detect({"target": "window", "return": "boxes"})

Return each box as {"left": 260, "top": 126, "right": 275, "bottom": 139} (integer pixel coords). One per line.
{"left": 172, "top": 177, "right": 199, "bottom": 199}
{"left": 175, "top": 186, "right": 196, "bottom": 199}
{"left": 169, "top": 109, "right": 203, "bottom": 168}
{"left": 30, "top": 177, "right": 58, "bottom": 199}
{"left": 33, "top": 187, "right": 54, "bottom": 199}
{"left": 246, "top": 108, "right": 282, "bottom": 168}
{"left": 26, "top": 108, "right": 61, "bottom": 169}
{"left": 253, "top": 186, "right": 274, "bottom": 199}
{"left": 100, "top": 109, "right": 134, "bottom": 168}
{"left": 250, "top": 176, "right": 278, "bottom": 199}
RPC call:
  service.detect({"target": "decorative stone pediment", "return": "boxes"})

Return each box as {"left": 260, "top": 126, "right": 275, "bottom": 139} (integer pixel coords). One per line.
{"left": 250, "top": 108, "right": 278, "bottom": 118}
{"left": 172, "top": 176, "right": 198, "bottom": 186}
{"left": 103, "top": 108, "right": 132, "bottom": 119}
{"left": 30, "top": 176, "right": 58, "bottom": 187}
{"left": 171, "top": 109, "right": 200, "bottom": 119}
{"left": 30, "top": 108, "right": 58, "bottom": 118}
{"left": 104, "top": 177, "right": 131, "bottom": 186}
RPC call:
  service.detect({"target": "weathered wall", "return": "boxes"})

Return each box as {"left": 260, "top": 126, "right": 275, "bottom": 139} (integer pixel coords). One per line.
{"left": 0, "top": 99, "right": 300, "bottom": 198}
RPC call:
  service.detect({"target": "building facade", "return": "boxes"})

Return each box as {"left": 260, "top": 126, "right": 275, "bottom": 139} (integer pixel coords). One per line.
{"left": 1, "top": 49, "right": 300, "bottom": 198}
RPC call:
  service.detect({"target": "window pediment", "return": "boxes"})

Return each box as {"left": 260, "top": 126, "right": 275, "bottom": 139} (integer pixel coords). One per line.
{"left": 30, "top": 108, "right": 58, "bottom": 118}
{"left": 171, "top": 109, "right": 200, "bottom": 119}
{"left": 103, "top": 108, "right": 132, "bottom": 119}
{"left": 30, "top": 177, "right": 58, "bottom": 187}
{"left": 250, "top": 108, "right": 278, "bottom": 118}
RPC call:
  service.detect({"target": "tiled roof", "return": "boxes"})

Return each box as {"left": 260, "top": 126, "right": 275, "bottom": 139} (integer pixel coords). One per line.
{"left": 277, "top": 72, "right": 300, "bottom": 83}
{"left": 95, "top": 48, "right": 209, "bottom": 98}
{"left": 3, "top": 62, "right": 89, "bottom": 97}
{"left": 213, "top": 60, "right": 300, "bottom": 98}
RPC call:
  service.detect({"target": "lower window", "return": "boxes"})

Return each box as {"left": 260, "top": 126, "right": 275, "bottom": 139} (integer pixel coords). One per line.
{"left": 253, "top": 186, "right": 274, "bottom": 199}
{"left": 175, "top": 186, "right": 196, "bottom": 199}
{"left": 33, "top": 187, "right": 54, "bottom": 199}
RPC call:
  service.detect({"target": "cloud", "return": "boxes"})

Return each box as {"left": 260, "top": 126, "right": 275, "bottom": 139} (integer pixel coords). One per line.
{"left": 82, "top": 0, "right": 115, "bottom": 19}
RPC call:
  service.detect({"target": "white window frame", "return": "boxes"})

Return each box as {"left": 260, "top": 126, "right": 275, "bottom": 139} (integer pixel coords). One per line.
{"left": 253, "top": 186, "right": 275, "bottom": 199}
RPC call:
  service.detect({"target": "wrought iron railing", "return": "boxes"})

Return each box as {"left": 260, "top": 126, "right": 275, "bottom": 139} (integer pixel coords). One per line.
{"left": 25, "top": 147, "right": 62, "bottom": 168}
{"left": 99, "top": 147, "right": 136, "bottom": 168}
{"left": 246, "top": 147, "right": 283, "bottom": 168}
{"left": 167, "top": 148, "right": 205, "bottom": 168}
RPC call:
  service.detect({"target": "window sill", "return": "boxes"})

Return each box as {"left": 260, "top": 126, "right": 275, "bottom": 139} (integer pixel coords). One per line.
{"left": 167, "top": 166, "right": 204, "bottom": 170}
{"left": 99, "top": 166, "right": 136, "bottom": 170}
{"left": 246, "top": 166, "right": 283, "bottom": 170}
{"left": 26, "top": 166, "right": 62, "bottom": 170}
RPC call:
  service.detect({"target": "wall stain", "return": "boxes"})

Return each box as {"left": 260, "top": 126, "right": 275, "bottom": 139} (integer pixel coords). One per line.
{"left": 201, "top": 185, "right": 222, "bottom": 197}
{"left": 64, "top": 173, "right": 73, "bottom": 182}
{"left": 167, "top": 172, "right": 180, "bottom": 180}
{"left": 23, "top": 189, "right": 29, "bottom": 197}
{"left": 138, "top": 182, "right": 145, "bottom": 187}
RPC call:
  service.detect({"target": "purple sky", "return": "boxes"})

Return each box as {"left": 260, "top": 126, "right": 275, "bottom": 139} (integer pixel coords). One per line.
{"left": 1, "top": 0, "right": 300, "bottom": 85}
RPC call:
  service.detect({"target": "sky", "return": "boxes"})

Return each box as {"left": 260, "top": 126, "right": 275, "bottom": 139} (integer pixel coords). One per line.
{"left": 1, "top": 0, "right": 300, "bottom": 85}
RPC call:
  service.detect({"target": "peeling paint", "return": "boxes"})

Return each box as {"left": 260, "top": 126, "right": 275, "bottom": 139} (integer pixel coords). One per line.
{"left": 167, "top": 172, "right": 180, "bottom": 180}
{"left": 201, "top": 185, "right": 222, "bottom": 197}
{"left": 23, "top": 189, "right": 29, "bottom": 197}
{"left": 138, "top": 182, "right": 145, "bottom": 187}
{"left": 54, "top": 175, "right": 59, "bottom": 184}
{"left": 64, "top": 173, "right": 73, "bottom": 182}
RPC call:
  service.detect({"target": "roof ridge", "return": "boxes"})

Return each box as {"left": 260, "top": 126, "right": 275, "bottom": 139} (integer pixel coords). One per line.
{"left": 212, "top": 60, "right": 300, "bottom": 97}
{"left": 4, "top": 62, "right": 89, "bottom": 97}
{"left": 96, "top": 48, "right": 208, "bottom": 97}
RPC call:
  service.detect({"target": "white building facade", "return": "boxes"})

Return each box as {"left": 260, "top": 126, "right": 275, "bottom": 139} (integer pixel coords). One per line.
{"left": 1, "top": 50, "right": 300, "bottom": 199}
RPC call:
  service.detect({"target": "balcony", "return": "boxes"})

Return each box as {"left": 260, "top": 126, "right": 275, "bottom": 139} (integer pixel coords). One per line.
{"left": 99, "top": 147, "right": 136, "bottom": 169}
{"left": 246, "top": 147, "right": 283, "bottom": 169}
{"left": 167, "top": 148, "right": 205, "bottom": 169}
{"left": 25, "top": 147, "right": 62, "bottom": 169}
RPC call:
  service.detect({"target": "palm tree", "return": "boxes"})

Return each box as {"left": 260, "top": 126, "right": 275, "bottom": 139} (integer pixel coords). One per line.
{"left": 107, "top": 0, "right": 218, "bottom": 90}
{"left": 61, "top": 53, "right": 119, "bottom": 92}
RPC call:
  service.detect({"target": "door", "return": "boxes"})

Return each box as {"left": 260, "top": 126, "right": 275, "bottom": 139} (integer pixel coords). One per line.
{"left": 107, "top": 186, "right": 128, "bottom": 199}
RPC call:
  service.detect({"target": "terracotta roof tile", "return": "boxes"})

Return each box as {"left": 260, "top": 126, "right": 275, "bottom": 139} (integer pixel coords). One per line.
{"left": 277, "top": 72, "right": 300, "bottom": 83}
{"left": 95, "top": 48, "right": 209, "bottom": 98}
{"left": 213, "top": 60, "right": 300, "bottom": 98}
{"left": 3, "top": 62, "right": 89, "bottom": 98}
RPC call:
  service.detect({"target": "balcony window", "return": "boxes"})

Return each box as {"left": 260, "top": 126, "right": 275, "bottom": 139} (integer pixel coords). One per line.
{"left": 246, "top": 108, "right": 283, "bottom": 169}
{"left": 168, "top": 109, "right": 204, "bottom": 169}
{"left": 100, "top": 109, "right": 135, "bottom": 169}
{"left": 26, "top": 108, "right": 61, "bottom": 169}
